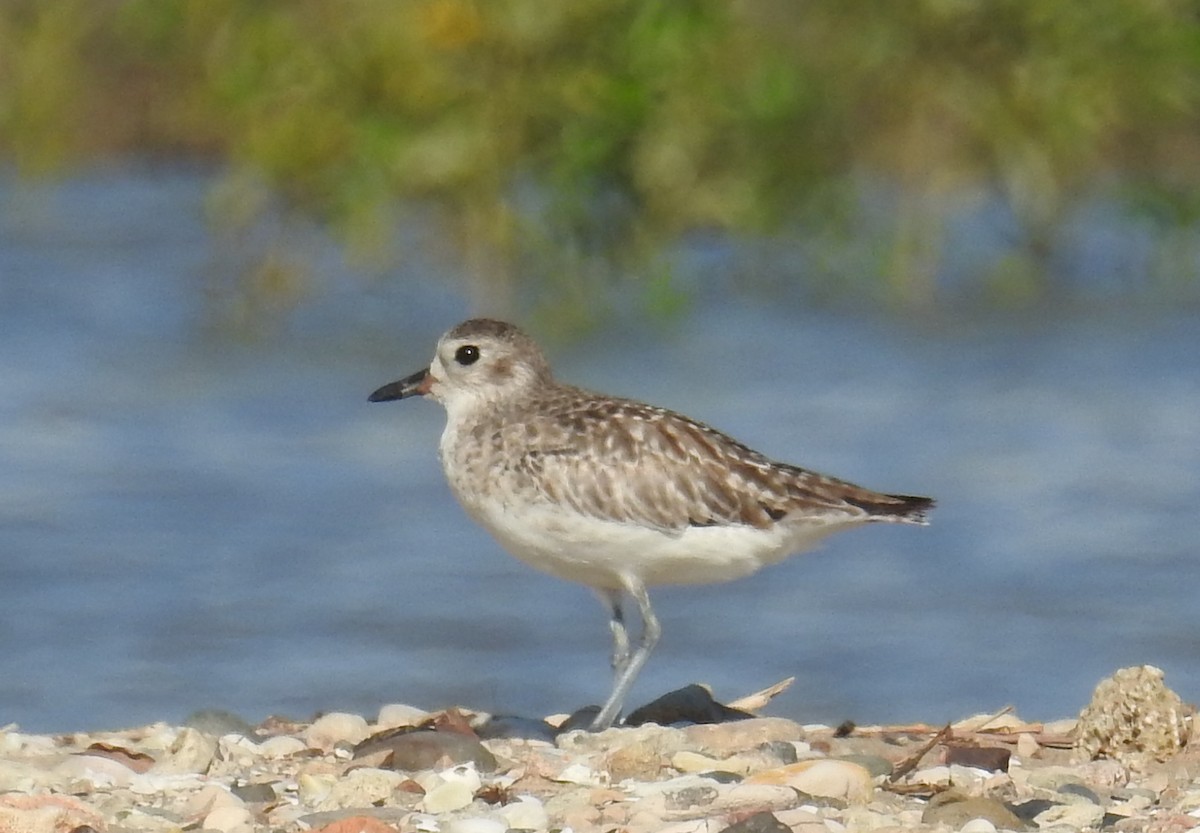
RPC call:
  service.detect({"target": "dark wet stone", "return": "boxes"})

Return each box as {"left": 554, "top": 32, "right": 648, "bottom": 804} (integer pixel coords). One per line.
{"left": 558, "top": 705, "right": 602, "bottom": 733}
{"left": 702, "top": 770, "right": 743, "bottom": 784}
{"left": 475, "top": 715, "right": 558, "bottom": 742}
{"left": 624, "top": 684, "right": 754, "bottom": 727}
{"left": 1058, "top": 782, "right": 1102, "bottom": 804}
{"left": 944, "top": 743, "right": 1011, "bottom": 772}
{"left": 355, "top": 728, "right": 497, "bottom": 772}
{"left": 1010, "top": 798, "right": 1061, "bottom": 822}
{"left": 183, "top": 709, "right": 257, "bottom": 738}
{"left": 231, "top": 781, "right": 278, "bottom": 803}
{"left": 718, "top": 810, "right": 792, "bottom": 833}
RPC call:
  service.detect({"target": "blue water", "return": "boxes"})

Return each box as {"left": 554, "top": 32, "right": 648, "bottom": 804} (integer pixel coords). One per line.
{"left": 2, "top": 168, "right": 1198, "bottom": 733}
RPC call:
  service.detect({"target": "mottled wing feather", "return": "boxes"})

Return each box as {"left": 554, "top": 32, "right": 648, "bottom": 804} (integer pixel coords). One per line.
{"left": 513, "top": 391, "right": 904, "bottom": 533}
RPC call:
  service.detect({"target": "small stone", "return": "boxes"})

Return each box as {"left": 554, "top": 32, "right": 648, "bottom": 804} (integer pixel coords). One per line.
{"left": 54, "top": 753, "right": 137, "bottom": 788}
{"left": 921, "top": 793, "right": 1027, "bottom": 830}
{"left": 420, "top": 779, "right": 475, "bottom": 814}
{"left": 437, "top": 762, "right": 482, "bottom": 793}
{"left": 203, "top": 805, "right": 256, "bottom": 833}
{"left": 231, "top": 781, "right": 277, "bottom": 803}
{"left": 308, "top": 815, "right": 403, "bottom": 833}
{"left": 959, "top": 819, "right": 998, "bottom": 833}
{"left": 673, "top": 751, "right": 725, "bottom": 773}
{"left": 656, "top": 820, "right": 726, "bottom": 833}
{"left": 632, "top": 778, "right": 799, "bottom": 821}
{"left": 184, "top": 783, "right": 245, "bottom": 817}
{"left": 494, "top": 795, "right": 548, "bottom": 830}
{"left": 1024, "top": 765, "right": 1087, "bottom": 791}
{"left": 319, "top": 768, "right": 406, "bottom": 811}
{"left": 1009, "top": 798, "right": 1059, "bottom": 823}
{"left": 553, "top": 762, "right": 601, "bottom": 785}
{"left": 772, "top": 808, "right": 825, "bottom": 830}
{"left": 306, "top": 713, "right": 371, "bottom": 751}
{"left": 376, "top": 704, "right": 431, "bottom": 730}
{"left": 0, "top": 795, "right": 106, "bottom": 833}
{"left": 1077, "top": 758, "right": 1130, "bottom": 789}
{"left": 257, "top": 735, "right": 307, "bottom": 758}
{"left": 836, "top": 753, "right": 892, "bottom": 778}
{"left": 1016, "top": 732, "right": 1040, "bottom": 760}
{"left": 943, "top": 745, "right": 1011, "bottom": 772}
{"left": 717, "top": 810, "right": 792, "bottom": 832}
{"left": 746, "top": 759, "right": 874, "bottom": 804}
{"left": 154, "top": 727, "right": 217, "bottom": 774}
{"left": 1057, "top": 782, "right": 1102, "bottom": 804}
{"left": 557, "top": 706, "right": 602, "bottom": 733}
{"left": 909, "top": 764, "right": 989, "bottom": 789}
{"left": 683, "top": 718, "right": 805, "bottom": 756}
{"left": 440, "top": 819, "right": 507, "bottom": 833}
{"left": 216, "top": 734, "right": 264, "bottom": 768}
{"left": 1034, "top": 801, "right": 1106, "bottom": 829}
{"left": 475, "top": 715, "right": 558, "bottom": 742}
{"left": 606, "top": 735, "right": 672, "bottom": 782}
{"left": 184, "top": 709, "right": 257, "bottom": 737}
{"left": 298, "top": 773, "right": 338, "bottom": 805}
{"left": 368, "top": 731, "right": 497, "bottom": 772}
{"left": 625, "top": 684, "right": 754, "bottom": 726}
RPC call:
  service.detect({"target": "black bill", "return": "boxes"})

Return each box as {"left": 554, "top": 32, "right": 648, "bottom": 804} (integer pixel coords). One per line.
{"left": 368, "top": 367, "right": 431, "bottom": 402}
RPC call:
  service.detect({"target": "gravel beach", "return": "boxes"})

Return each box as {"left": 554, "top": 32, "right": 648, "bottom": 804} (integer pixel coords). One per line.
{"left": 1, "top": 666, "right": 1194, "bottom": 833}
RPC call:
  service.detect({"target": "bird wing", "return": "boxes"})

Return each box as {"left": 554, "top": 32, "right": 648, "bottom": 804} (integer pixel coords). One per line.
{"left": 512, "top": 394, "right": 876, "bottom": 534}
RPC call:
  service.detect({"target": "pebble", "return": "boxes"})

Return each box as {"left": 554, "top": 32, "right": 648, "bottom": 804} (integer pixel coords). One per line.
{"left": 1035, "top": 802, "right": 1108, "bottom": 828}
{"left": 420, "top": 778, "right": 476, "bottom": 813}
{"left": 683, "top": 718, "right": 806, "bottom": 756}
{"left": 183, "top": 783, "right": 245, "bottom": 816}
{"left": 0, "top": 670, "right": 1193, "bottom": 833}
{"left": 320, "top": 767, "right": 406, "bottom": 811}
{"left": 258, "top": 734, "right": 308, "bottom": 758}
{"left": 54, "top": 752, "right": 139, "bottom": 788}
{"left": 376, "top": 703, "right": 431, "bottom": 729}
{"left": 673, "top": 750, "right": 727, "bottom": 773}
{"left": 440, "top": 819, "right": 506, "bottom": 833}
{"left": 305, "top": 712, "right": 371, "bottom": 750}
{"left": 746, "top": 759, "right": 874, "bottom": 803}
{"left": 203, "top": 804, "right": 256, "bottom": 833}
{"left": 309, "top": 817, "right": 404, "bottom": 833}
{"left": 154, "top": 726, "right": 218, "bottom": 774}
{"left": 717, "top": 810, "right": 793, "bottom": 832}
{"left": 920, "top": 794, "right": 1027, "bottom": 830}
{"left": 494, "top": 795, "right": 550, "bottom": 830}
{"left": 364, "top": 729, "right": 498, "bottom": 772}
{"left": 184, "top": 709, "right": 257, "bottom": 737}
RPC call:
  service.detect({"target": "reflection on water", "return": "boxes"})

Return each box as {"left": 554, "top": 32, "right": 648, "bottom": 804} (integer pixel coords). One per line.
{"left": 1, "top": 170, "right": 1198, "bottom": 732}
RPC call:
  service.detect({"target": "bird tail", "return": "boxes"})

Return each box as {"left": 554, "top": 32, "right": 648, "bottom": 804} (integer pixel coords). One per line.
{"left": 852, "top": 493, "right": 935, "bottom": 525}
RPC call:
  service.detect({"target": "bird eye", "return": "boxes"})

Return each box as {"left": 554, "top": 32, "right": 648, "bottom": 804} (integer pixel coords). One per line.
{"left": 454, "top": 345, "right": 480, "bottom": 366}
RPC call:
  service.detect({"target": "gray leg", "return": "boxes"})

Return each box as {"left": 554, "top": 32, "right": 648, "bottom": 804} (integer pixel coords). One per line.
{"left": 591, "top": 573, "right": 660, "bottom": 731}
{"left": 597, "top": 588, "right": 631, "bottom": 676}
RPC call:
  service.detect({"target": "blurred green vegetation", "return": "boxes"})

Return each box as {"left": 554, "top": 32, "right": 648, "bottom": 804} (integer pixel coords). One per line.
{"left": 2, "top": 0, "right": 1199, "bottom": 319}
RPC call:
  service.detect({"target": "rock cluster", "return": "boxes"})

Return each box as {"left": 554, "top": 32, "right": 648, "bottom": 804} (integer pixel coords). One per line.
{"left": 0, "top": 669, "right": 1196, "bottom": 833}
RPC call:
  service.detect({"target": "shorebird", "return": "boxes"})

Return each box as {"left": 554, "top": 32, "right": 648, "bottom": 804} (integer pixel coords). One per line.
{"left": 370, "top": 318, "right": 933, "bottom": 730}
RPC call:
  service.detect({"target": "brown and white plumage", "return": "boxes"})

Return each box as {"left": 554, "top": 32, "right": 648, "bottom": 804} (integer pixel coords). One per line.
{"left": 370, "top": 318, "right": 933, "bottom": 729}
